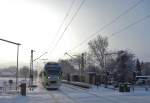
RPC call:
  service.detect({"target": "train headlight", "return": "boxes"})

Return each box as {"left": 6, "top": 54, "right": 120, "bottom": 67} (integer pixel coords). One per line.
{"left": 48, "top": 76, "right": 51, "bottom": 79}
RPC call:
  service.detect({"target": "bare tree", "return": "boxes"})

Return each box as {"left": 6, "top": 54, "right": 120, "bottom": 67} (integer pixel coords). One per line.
{"left": 88, "top": 35, "right": 108, "bottom": 70}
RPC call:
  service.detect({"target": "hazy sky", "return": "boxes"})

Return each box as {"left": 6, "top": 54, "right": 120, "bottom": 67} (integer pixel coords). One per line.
{"left": 0, "top": 0, "right": 150, "bottom": 67}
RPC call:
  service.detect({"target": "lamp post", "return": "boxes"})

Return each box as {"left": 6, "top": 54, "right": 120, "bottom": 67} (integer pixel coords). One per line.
{"left": 0, "top": 38, "right": 21, "bottom": 91}
{"left": 16, "top": 44, "right": 20, "bottom": 90}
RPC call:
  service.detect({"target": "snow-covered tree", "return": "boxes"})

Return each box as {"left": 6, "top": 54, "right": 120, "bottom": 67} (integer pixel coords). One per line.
{"left": 88, "top": 35, "right": 108, "bottom": 70}
{"left": 114, "top": 50, "right": 135, "bottom": 83}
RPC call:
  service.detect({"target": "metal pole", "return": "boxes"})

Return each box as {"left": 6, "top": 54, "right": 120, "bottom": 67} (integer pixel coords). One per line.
{"left": 81, "top": 53, "right": 84, "bottom": 82}
{"left": 0, "top": 38, "right": 21, "bottom": 45}
{"left": 31, "top": 50, "right": 33, "bottom": 86}
{"left": 29, "top": 50, "right": 34, "bottom": 87}
{"left": 0, "top": 38, "right": 21, "bottom": 91}
{"left": 16, "top": 45, "right": 20, "bottom": 90}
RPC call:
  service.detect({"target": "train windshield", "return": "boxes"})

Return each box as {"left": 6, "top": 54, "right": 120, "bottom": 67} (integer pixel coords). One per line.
{"left": 47, "top": 69, "right": 60, "bottom": 75}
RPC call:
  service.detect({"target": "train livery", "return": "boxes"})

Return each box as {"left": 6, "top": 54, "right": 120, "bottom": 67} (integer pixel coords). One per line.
{"left": 41, "top": 62, "right": 62, "bottom": 89}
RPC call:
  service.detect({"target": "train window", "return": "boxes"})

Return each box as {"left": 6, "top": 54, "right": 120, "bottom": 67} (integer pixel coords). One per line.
{"left": 47, "top": 70, "right": 60, "bottom": 75}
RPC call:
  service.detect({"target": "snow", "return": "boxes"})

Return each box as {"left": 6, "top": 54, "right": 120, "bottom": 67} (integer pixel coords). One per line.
{"left": 61, "top": 84, "right": 150, "bottom": 103}
{"left": 0, "top": 78, "right": 150, "bottom": 103}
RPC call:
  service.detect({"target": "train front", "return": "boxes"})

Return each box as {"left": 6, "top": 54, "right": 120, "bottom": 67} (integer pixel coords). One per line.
{"left": 44, "top": 63, "right": 62, "bottom": 89}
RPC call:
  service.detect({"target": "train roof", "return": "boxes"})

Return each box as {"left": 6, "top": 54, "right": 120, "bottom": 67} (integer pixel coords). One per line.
{"left": 45, "top": 62, "right": 59, "bottom": 65}
{"left": 44, "top": 62, "right": 61, "bottom": 70}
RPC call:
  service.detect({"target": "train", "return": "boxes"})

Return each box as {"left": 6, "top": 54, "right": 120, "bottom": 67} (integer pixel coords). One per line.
{"left": 41, "top": 62, "right": 62, "bottom": 89}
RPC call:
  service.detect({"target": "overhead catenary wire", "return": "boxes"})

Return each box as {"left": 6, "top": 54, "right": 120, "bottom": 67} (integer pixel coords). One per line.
{"left": 33, "top": 52, "right": 48, "bottom": 62}
{"left": 48, "top": 0, "right": 86, "bottom": 55}
{"left": 48, "top": 0, "right": 76, "bottom": 48}
{"left": 70, "top": 13, "right": 150, "bottom": 54}
{"left": 68, "top": 0, "right": 144, "bottom": 53}
{"left": 109, "top": 13, "right": 150, "bottom": 38}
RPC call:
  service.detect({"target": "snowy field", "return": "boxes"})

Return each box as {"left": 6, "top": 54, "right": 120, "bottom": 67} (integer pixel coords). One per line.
{"left": 0, "top": 78, "right": 150, "bottom": 103}
{"left": 0, "top": 77, "right": 30, "bottom": 95}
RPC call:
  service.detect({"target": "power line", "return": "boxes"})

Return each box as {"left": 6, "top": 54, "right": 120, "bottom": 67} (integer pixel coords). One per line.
{"left": 48, "top": 0, "right": 85, "bottom": 55}
{"left": 70, "top": 13, "right": 150, "bottom": 54}
{"left": 68, "top": 0, "right": 144, "bottom": 53}
{"left": 48, "top": 0, "right": 76, "bottom": 48}
{"left": 109, "top": 13, "right": 150, "bottom": 38}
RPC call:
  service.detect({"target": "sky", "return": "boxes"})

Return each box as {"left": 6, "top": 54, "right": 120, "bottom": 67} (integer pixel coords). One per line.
{"left": 0, "top": 0, "right": 150, "bottom": 67}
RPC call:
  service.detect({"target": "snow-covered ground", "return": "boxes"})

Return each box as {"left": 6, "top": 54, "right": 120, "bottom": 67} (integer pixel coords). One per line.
{"left": 61, "top": 84, "right": 150, "bottom": 103}
{"left": 0, "top": 78, "right": 150, "bottom": 103}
